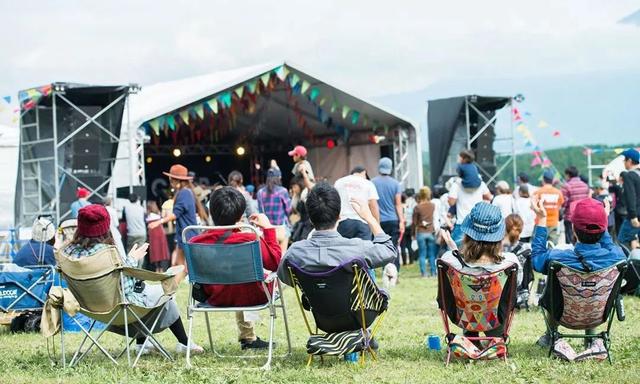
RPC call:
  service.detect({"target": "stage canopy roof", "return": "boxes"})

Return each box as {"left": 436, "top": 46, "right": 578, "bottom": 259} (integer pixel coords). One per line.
{"left": 126, "top": 61, "right": 418, "bottom": 153}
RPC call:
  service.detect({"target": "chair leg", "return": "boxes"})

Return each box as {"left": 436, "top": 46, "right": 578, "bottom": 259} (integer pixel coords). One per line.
{"left": 368, "top": 346, "right": 378, "bottom": 361}
{"left": 278, "top": 284, "right": 292, "bottom": 355}
{"left": 69, "top": 319, "right": 97, "bottom": 367}
{"left": 445, "top": 348, "right": 452, "bottom": 366}
{"left": 60, "top": 309, "right": 66, "bottom": 368}
{"left": 306, "top": 354, "right": 313, "bottom": 367}
{"left": 261, "top": 310, "right": 276, "bottom": 370}
{"left": 123, "top": 305, "right": 131, "bottom": 367}
{"left": 70, "top": 319, "right": 118, "bottom": 367}
{"left": 204, "top": 312, "right": 214, "bottom": 353}
{"left": 186, "top": 311, "right": 194, "bottom": 369}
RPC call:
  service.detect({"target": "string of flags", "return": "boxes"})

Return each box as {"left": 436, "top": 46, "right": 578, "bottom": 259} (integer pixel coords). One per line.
{"left": 142, "top": 64, "right": 390, "bottom": 147}
{"left": 512, "top": 105, "right": 562, "bottom": 179}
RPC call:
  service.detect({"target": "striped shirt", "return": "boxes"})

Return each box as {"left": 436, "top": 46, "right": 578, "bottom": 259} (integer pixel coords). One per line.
{"left": 561, "top": 177, "right": 590, "bottom": 222}
{"left": 257, "top": 186, "right": 292, "bottom": 226}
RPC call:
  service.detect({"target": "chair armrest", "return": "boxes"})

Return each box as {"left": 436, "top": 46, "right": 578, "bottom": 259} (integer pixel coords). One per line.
{"left": 264, "top": 271, "right": 278, "bottom": 284}
{"left": 122, "top": 266, "right": 182, "bottom": 296}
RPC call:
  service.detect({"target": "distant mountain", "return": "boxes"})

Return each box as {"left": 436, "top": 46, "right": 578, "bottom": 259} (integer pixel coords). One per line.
{"left": 619, "top": 9, "right": 640, "bottom": 26}
{"left": 373, "top": 70, "right": 640, "bottom": 152}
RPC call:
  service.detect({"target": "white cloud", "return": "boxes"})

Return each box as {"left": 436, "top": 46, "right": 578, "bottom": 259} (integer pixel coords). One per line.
{"left": 0, "top": 0, "right": 638, "bottom": 98}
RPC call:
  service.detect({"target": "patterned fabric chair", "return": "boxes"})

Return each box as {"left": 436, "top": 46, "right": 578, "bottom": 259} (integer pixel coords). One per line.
{"left": 540, "top": 260, "right": 627, "bottom": 363}
{"left": 436, "top": 258, "right": 518, "bottom": 365}
{"left": 286, "top": 258, "right": 388, "bottom": 366}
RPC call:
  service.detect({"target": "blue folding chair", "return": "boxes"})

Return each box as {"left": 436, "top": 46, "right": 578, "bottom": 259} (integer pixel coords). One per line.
{"left": 182, "top": 225, "right": 292, "bottom": 370}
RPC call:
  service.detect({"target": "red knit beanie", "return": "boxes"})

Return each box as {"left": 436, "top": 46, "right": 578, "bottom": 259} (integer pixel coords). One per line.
{"left": 77, "top": 204, "right": 111, "bottom": 238}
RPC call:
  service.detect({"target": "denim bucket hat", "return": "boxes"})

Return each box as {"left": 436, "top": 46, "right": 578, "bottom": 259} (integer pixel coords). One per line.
{"left": 460, "top": 202, "right": 505, "bottom": 242}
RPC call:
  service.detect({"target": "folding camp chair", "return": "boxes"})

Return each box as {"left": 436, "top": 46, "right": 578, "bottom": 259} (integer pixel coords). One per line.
{"left": 540, "top": 260, "right": 627, "bottom": 364}
{"left": 182, "top": 225, "right": 291, "bottom": 370}
{"left": 0, "top": 264, "right": 55, "bottom": 331}
{"left": 436, "top": 258, "right": 518, "bottom": 366}
{"left": 617, "top": 243, "right": 640, "bottom": 295}
{"left": 56, "top": 246, "right": 180, "bottom": 367}
{"left": 286, "top": 258, "right": 389, "bottom": 367}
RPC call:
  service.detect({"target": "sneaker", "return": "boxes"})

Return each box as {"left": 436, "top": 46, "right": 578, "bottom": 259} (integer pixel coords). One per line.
{"left": 536, "top": 333, "right": 552, "bottom": 348}
{"left": 135, "top": 342, "right": 156, "bottom": 356}
{"left": 240, "top": 337, "right": 272, "bottom": 350}
{"left": 176, "top": 342, "right": 204, "bottom": 355}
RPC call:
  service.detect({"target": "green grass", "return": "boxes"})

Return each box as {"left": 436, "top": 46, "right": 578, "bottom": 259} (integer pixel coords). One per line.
{"left": 1, "top": 264, "right": 639, "bottom": 383}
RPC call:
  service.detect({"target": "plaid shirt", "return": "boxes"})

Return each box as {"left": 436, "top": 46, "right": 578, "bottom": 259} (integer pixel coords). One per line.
{"left": 561, "top": 177, "right": 590, "bottom": 222}
{"left": 63, "top": 243, "right": 145, "bottom": 306}
{"left": 257, "top": 186, "right": 292, "bottom": 226}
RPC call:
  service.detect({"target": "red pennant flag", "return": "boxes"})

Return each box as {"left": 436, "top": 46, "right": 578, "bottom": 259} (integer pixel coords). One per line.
{"left": 552, "top": 131, "right": 560, "bottom": 137}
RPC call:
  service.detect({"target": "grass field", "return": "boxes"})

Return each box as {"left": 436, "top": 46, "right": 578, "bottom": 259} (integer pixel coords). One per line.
{"left": 1, "top": 264, "right": 638, "bottom": 384}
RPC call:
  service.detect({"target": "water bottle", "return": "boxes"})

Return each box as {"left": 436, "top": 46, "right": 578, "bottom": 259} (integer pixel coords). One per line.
{"left": 426, "top": 335, "right": 441, "bottom": 351}
{"left": 344, "top": 352, "right": 359, "bottom": 362}
{"left": 616, "top": 295, "right": 625, "bottom": 321}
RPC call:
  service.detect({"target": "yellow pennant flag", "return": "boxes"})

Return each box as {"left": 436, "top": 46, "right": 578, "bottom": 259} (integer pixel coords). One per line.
{"left": 149, "top": 119, "right": 160, "bottom": 135}
{"left": 179, "top": 110, "right": 189, "bottom": 124}
{"left": 614, "top": 148, "right": 624, "bottom": 155}
{"left": 538, "top": 120, "right": 549, "bottom": 129}
{"left": 207, "top": 98, "right": 218, "bottom": 114}
{"left": 234, "top": 86, "right": 244, "bottom": 98}
{"left": 194, "top": 104, "right": 204, "bottom": 119}
{"left": 301, "top": 80, "right": 311, "bottom": 94}
{"left": 342, "top": 106, "right": 351, "bottom": 119}
{"left": 260, "top": 73, "right": 271, "bottom": 86}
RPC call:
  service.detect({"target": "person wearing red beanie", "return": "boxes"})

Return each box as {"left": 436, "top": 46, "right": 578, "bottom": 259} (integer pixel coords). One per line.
{"left": 61, "top": 204, "right": 203, "bottom": 355}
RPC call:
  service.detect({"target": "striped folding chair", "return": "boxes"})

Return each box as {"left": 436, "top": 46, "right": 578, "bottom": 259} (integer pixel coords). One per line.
{"left": 286, "top": 258, "right": 388, "bottom": 366}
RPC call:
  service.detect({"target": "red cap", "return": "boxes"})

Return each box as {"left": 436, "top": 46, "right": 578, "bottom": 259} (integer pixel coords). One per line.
{"left": 76, "top": 187, "right": 90, "bottom": 199}
{"left": 288, "top": 145, "right": 307, "bottom": 157}
{"left": 77, "top": 204, "right": 111, "bottom": 238}
{"left": 572, "top": 198, "right": 608, "bottom": 234}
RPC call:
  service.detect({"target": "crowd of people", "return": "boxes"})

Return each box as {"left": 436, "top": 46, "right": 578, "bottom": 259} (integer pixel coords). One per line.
{"left": 9, "top": 144, "right": 640, "bottom": 362}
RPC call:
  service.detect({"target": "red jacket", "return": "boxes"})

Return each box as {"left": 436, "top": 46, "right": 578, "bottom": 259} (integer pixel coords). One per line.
{"left": 189, "top": 228, "right": 282, "bottom": 307}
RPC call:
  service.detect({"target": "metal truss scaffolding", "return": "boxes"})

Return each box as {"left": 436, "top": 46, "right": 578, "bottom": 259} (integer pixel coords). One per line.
{"left": 16, "top": 83, "right": 135, "bottom": 227}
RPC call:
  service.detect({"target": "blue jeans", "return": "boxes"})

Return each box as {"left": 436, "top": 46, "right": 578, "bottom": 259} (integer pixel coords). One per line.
{"left": 618, "top": 219, "right": 640, "bottom": 246}
{"left": 451, "top": 224, "right": 464, "bottom": 250}
{"left": 417, "top": 232, "right": 437, "bottom": 276}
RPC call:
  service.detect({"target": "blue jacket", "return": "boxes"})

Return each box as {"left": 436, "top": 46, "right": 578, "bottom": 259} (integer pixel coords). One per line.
{"left": 13, "top": 240, "right": 56, "bottom": 266}
{"left": 531, "top": 226, "right": 625, "bottom": 274}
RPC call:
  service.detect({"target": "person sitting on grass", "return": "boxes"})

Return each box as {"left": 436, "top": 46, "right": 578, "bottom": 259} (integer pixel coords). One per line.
{"left": 277, "top": 182, "right": 396, "bottom": 284}
{"left": 530, "top": 196, "right": 625, "bottom": 352}
{"left": 440, "top": 202, "right": 523, "bottom": 340}
{"left": 189, "top": 187, "right": 282, "bottom": 350}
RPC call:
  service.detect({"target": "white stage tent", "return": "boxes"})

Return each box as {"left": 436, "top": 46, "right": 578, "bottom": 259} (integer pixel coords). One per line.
{"left": 112, "top": 61, "right": 422, "bottom": 199}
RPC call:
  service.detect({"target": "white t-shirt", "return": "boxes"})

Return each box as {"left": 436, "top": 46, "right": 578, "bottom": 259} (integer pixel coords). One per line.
{"left": 492, "top": 194, "right": 515, "bottom": 219}
{"left": 514, "top": 197, "right": 535, "bottom": 238}
{"left": 334, "top": 174, "right": 379, "bottom": 222}
{"left": 449, "top": 181, "right": 490, "bottom": 222}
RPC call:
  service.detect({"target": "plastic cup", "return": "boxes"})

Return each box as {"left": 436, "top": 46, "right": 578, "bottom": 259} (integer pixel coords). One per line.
{"left": 427, "top": 335, "right": 441, "bottom": 351}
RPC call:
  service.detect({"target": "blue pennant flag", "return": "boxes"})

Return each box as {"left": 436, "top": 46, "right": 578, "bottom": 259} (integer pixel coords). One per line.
{"left": 2, "top": 96, "right": 10, "bottom": 104}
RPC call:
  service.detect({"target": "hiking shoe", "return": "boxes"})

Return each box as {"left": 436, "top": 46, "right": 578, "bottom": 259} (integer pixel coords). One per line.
{"left": 536, "top": 333, "right": 552, "bottom": 348}
{"left": 241, "top": 337, "right": 272, "bottom": 350}
{"left": 176, "top": 342, "right": 204, "bottom": 355}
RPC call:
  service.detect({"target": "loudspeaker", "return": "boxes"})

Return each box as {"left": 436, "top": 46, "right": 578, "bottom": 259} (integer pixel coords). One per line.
{"left": 470, "top": 110, "right": 496, "bottom": 179}
{"left": 117, "top": 186, "right": 147, "bottom": 201}
{"left": 71, "top": 133, "right": 100, "bottom": 171}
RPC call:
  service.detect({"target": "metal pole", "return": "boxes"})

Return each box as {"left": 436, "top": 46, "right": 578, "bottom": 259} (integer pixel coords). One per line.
{"left": 127, "top": 95, "right": 133, "bottom": 193}
{"left": 587, "top": 150, "right": 592, "bottom": 187}
{"left": 52, "top": 92, "right": 60, "bottom": 224}
{"left": 510, "top": 99, "right": 516, "bottom": 183}
{"left": 465, "top": 98, "right": 471, "bottom": 150}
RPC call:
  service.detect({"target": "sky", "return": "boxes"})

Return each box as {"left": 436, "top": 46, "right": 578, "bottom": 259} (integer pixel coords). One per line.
{"left": 1, "top": 1, "right": 639, "bottom": 146}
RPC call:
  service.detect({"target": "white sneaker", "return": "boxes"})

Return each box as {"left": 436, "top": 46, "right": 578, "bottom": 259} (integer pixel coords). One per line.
{"left": 176, "top": 341, "right": 204, "bottom": 355}
{"left": 135, "top": 341, "right": 157, "bottom": 356}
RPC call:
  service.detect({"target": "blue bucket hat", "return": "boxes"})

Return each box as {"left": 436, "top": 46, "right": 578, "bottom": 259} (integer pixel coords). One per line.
{"left": 460, "top": 202, "right": 505, "bottom": 243}
{"left": 621, "top": 148, "right": 640, "bottom": 164}
{"left": 378, "top": 157, "right": 393, "bottom": 175}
